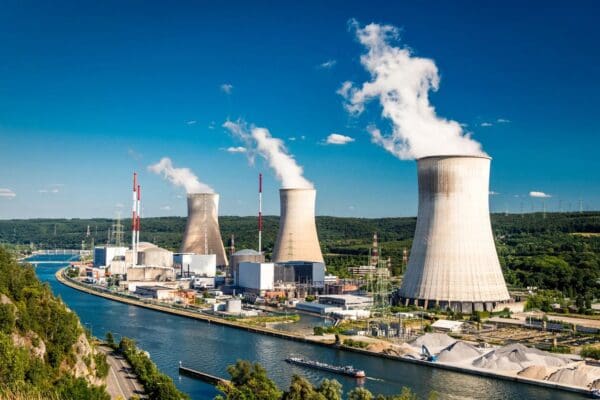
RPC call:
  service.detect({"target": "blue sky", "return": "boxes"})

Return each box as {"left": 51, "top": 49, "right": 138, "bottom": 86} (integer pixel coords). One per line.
{"left": 0, "top": 1, "right": 598, "bottom": 219}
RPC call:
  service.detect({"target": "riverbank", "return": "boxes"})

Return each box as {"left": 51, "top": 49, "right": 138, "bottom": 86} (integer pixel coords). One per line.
{"left": 56, "top": 269, "right": 592, "bottom": 398}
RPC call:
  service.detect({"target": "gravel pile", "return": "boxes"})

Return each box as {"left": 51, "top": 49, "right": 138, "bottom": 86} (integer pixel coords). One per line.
{"left": 409, "top": 333, "right": 456, "bottom": 353}
{"left": 547, "top": 362, "right": 600, "bottom": 388}
{"left": 472, "top": 343, "right": 570, "bottom": 371}
{"left": 517, "top": 365, "right": 555, "bottom": 380}
{"left": 437, "top": 341, "right": 482, "bottom": 362}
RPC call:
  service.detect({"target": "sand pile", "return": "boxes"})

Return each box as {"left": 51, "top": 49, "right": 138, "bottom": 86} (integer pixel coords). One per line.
{"left": 547, "top": 362, "right": 600, "bottom": 388}
{"left": 517, "top": 365, "right": 556, "bottom": 380}
{"left": 409, "top": 333, "right": 456, "bottom": 353}
{"left": 472, "top": 343, "right": 570, "bottom": 371}
{"left": 437, "top": 341, "right": 482, "bottom": 363}
{"left": 367, "top": 342, "right": 391, "bottom": 353}
{"left": 383, "top": 343, "right": 421, "bottom": 359}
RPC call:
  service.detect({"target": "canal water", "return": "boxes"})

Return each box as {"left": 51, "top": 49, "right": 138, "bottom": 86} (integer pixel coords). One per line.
{"left": 34, "top": 261, "right": 583, "bottom": 400}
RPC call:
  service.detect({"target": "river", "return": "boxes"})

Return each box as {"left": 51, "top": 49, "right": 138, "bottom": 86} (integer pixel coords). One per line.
{"left": 33, "top": 261, "right": 583, "bottom": 400}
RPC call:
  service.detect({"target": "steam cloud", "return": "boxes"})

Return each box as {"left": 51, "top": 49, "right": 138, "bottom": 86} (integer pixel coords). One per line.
{"left": 148, "top": 157, "right": 214, "bottom": 194}
{"left": 339, "top": 20, "right": 485, "bottom": 160}
{"left": 223, "top": 120, "right": 313, "bottom": 189}
{"left": 530, "top": 191, "right": 551, "bottom": 198}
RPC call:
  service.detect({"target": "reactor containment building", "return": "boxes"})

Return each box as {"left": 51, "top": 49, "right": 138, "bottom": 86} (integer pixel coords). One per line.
{"left": 272, "top": 188, "right": 324, "bottom": 263}
{"left": 399, "top": 155, "right": 510, "bottom": 313}
{"left": 181, "top": 193, "right": 229, "bottom": 268}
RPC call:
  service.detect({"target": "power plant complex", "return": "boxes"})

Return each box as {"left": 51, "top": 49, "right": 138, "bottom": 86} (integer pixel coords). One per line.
{"left": 86, "top": 155, "right": 512, "bottom": 319}
{"left": 398, "top": 155, "right": 510, "bottom": 312}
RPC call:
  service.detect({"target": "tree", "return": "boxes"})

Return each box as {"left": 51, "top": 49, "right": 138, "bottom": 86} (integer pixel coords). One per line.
{"left": 105, "top": 331, "right": 115, "bottom": 347}
{"left": 282, "top": 375, "right": 324, "bottom": 400}
{"left": 348, "top": 387, "right": 373, "bottom": 400}
{"left": 216, "top": 360, "right": 281, "bottom": 400}
{"left": 317, "top": 379, "right": 342, "bottom": 400}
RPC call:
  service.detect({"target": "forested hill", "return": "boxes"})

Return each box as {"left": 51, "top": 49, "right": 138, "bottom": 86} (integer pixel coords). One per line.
{"left": 1, "top": 212, "right": 598, "bottom": 252}
{"left": 0, "top": 247, "right": 110, "bottom": 399}
{"left": 1, "top": 212, "right": 599, "bottom": 298}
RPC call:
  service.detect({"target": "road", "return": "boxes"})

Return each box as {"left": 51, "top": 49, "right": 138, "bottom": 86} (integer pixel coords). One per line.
{"left": 97, "top": 345, "right": 146, "bottom": 399}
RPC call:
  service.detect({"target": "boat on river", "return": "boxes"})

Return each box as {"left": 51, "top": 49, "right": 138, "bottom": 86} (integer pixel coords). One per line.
{"left": 285, "top": 356, "right": 366, "bottom": 378}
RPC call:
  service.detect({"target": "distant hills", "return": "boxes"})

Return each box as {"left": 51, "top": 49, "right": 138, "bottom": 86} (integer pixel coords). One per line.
{"left": 1, "top": 212, "right": 599, "bottom": 297}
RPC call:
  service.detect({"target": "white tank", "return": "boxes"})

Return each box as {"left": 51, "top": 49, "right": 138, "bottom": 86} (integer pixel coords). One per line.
{"left": 399, "top": 155, "right": 509, "bottom": 312}
{"left": 181, "top": 193, "right": 229, "bottom": 267}
{"left": 271, "top": 188, "right": 324, "bottom": 263}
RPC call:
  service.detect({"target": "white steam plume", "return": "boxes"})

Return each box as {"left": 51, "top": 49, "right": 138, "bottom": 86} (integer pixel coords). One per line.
{"left": 339, "top": 20, "right": 485, "bottom": 160}
{"left": 148, "top": 157, "right": 214, "bottom": 193}
{"left": 223, "top": 120, "right": 313, "bottom": 189}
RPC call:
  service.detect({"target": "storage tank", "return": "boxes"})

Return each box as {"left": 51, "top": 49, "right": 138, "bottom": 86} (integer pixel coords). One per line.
{"left": 271, "top": 189, "right": 324, "bottom": 263}
{"left": 180, "top": 193, "right": 228, "bottom": 267}
{"left": 399, "top": 155, "right": 510, "bottom": 312}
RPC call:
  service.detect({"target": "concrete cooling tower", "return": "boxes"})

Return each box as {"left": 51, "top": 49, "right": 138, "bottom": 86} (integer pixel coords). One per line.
{"left": 399, "top": 155, "right": 510, "bottom": 313}
{"left": 181, "top": 193, "right": 229, "bottom": 267}
{"left": 272, "top": 188, "right": 324, "bottom": 263}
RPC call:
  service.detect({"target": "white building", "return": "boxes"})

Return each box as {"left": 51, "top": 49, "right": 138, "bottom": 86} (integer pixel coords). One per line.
{"left": 93, "top": 246, "right": 128, "bottom": 268}
{"left": 174, "top": 253, "right": 217, "bottom": 277}
{"left": 237, "top": 262, "right": 274, "bottom": 291}
{"left": 318, "top": 294, "right": 373, "bottom": 310}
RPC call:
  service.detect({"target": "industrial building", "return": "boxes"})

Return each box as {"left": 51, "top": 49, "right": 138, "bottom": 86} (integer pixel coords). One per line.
{"left": 93, "top": 246, "right": 127, "bottom": 268}
{"left": 180, "top": 193, "right": 229, "bottom": 267}
{"left": 318, "top": 294, "right": 373, "bottom": 310}
{"left": 398, "top": 155, "right": 510, "bottom": 312}
{"left": 126, "top": 266, "right": 175, "bottom": 282}
{"left": 271, "top": 188, "right": 324, "bottom": 263}
{"left": 174, "top": 253, "right": 216, "bottom": 277}
{"left": 237, "top": 262, "right": 274, "bottom": 292}
{"left": 137, "top": 246, "right": 173, "bottom": 268}
{"left": 230, "top": 249, "right": 264, "bottom": 282}
{"left": 134, "top": 285, "right": 176, "bottom": 301}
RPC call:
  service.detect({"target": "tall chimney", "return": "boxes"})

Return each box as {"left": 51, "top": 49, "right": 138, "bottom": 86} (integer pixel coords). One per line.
{"left": 181, "top": 193, "right": 229, "bottom": 267}
{"left": 399, "top": 155, "right": 509, "bottom": 313}
{"left": 272, "top": 188, "right": 323, "bottom": 263}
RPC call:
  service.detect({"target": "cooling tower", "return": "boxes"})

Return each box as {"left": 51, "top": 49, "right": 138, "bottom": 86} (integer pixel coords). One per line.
{"left": 399, "top": 155, "right": 509, "bottom": 313}
{"left": 272, "top": 188, "right": 324, "bottom": 263}
{"left": 181, "top": 193, "right": 229, "bottom": 267}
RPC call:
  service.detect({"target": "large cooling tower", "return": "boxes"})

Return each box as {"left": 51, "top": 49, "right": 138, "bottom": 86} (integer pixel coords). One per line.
{"left": 181, "top": 193, "right": 229, "bottom": 267}
{"left": 272, "top": 188, "right": 324, "bottom": 263}
{"left": 399, "top": 155, "right": 509, "bottom": 312}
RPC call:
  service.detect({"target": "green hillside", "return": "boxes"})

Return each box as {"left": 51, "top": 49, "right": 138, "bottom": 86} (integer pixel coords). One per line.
{"left": 0, "top": 247, "right": 110, "bottom": 398}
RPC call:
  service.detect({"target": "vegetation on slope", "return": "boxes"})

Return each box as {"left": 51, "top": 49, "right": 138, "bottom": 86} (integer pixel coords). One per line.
{"left": 0, "top": 246, "right": 109, "bottom": 399}
{"left": 116, "top": 336, "right": 189, "bottom": 400}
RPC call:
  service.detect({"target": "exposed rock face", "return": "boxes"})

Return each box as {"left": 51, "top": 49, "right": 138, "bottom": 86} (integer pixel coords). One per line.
{"left": 63, "top": 333, "right": 105, "bottom": 386}
{"left": 11, "top": 331, "right": 46, "bottom": 359}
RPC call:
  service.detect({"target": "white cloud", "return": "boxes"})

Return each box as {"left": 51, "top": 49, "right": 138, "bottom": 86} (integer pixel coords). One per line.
{"left": 0, "top": 188, "right": 16, "bottom": 198}
{"left": 226, "top": 146, "right": 247, "bottom": 153}
{"left": 339, "top": 20, "right": 484, "bottom": 160}
{"left": 489, "top": 191, "right": 500, "bottom": 195}
{"left": 51, "top": 188, "right": 59, "bottom": 193}
{"left": 186, "top": 120, "right": 197, "bottom": 125}
{"left": 288, "top": 137, "right": 296, "bottom": 141}
{"left": 325, "top": 133, "right": 355, "bottom": 145}
{"left": 300, "top": 135, "right": 306, "bottom": 141}
{"left": 38, "top": 188, "right": 59, "bottom": 194}
{"left": 496, "top": 118, "right": 510, "bottom": 123}
{"left": 480, "top": 122, "right": 493, "bottom": 127}
{"left": 319, "top": 59, "right": 337, "bottom": 69}
{"left": 220, "top": 83, "right": 233, "bottom": 94}
{"left": 160, "top": 205, "right": 172, "bottom": 211}
{"left": 530, "top": 191, "right": 552, "bottom": 198}
{"left": 38, "top": 189, "right": 48, "bottom": 193}
{"left": 208, "top": 121, "right": 216, "bottom": 130}
{"left": 115, "top": 203, "right": 124, "bottom": 208}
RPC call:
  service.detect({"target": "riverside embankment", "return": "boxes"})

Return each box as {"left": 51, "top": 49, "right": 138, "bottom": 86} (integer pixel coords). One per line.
{"left": 55, "top": 268, "right": 591, "bottom": 399}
